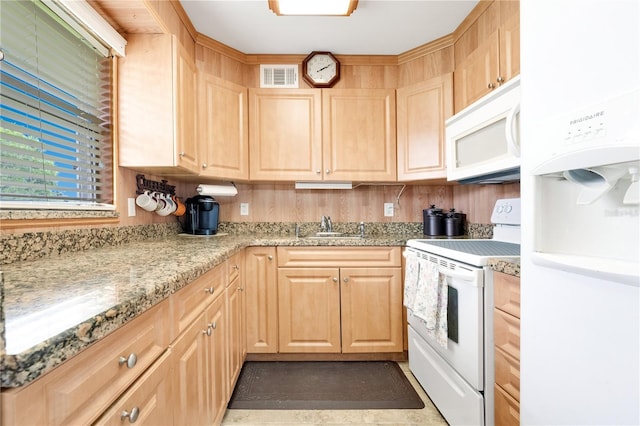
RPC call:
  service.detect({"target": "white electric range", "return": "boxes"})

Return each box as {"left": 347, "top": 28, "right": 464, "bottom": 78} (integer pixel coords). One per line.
{"left": 404, "top": 198, "right": 521, "bottom": 426}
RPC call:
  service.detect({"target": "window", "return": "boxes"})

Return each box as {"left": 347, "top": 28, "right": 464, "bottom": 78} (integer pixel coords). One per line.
{"left": 0, "top": 0, "right": 115, "bottom": 209}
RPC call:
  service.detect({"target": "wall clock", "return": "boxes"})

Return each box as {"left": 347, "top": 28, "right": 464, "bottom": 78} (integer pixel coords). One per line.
{"left": 302, "top": 51, "right": 340, "bottom": 88}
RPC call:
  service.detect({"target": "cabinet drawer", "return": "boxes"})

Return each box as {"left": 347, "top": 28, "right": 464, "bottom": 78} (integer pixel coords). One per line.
{"left": 494, "top": 309, "right": 520, "bottom": 360}
{"left": 494, "top": 346, "right": 520, "bottom": 401}
{"left": 33, "top": 300, "right": 169, "bottom": 426}
{"left": 277, "top": 246, "right": 401, "bottom": 267}
{"left": 94, "top": 349, "right": 173, "bottom": 426}
{"left": 494, "top": 272, "right": 520, "bottom": 318}
{"left": 494, "top": 383, "right": 520, "bottom": 426}
{"left": 172, "top": 263, "right": 226, "bottom": 338}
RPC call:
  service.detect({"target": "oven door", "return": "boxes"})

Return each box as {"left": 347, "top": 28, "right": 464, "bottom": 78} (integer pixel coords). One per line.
{"left": 407, "top": 250, "right": 485, "bottom": 389}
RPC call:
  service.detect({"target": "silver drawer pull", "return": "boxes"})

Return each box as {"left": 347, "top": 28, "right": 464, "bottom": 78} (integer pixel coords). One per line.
{"left": 118, "top": 353, "right": 137, "bottom": 369}
{"left": 121, "top": 407, "right": 140, "bottom": 423}
{"left": 204, "top": 287, "right": 215, "bottom": 294}
{"left": 203, "top": 327, "right": 212, "bottom": 336}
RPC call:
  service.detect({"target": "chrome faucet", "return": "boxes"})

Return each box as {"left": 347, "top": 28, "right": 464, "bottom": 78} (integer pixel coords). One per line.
{"left": 320, "top": 215, "right": 333, "bottom": 233}
{"left": 359, "top": 221, "right": 365, "bottom": 238}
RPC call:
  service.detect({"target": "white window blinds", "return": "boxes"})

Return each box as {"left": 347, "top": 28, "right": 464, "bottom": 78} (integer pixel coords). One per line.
{"left": 0, "top": 0, "right": 114, "bottom": 209}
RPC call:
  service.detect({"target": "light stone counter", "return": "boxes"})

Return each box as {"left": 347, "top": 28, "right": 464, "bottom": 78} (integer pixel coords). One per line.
{"left": 489, "top": 258, "right": 521, "bottom": 277}
{"left": 0, "top": 232, "right": 419, "bottom": 388}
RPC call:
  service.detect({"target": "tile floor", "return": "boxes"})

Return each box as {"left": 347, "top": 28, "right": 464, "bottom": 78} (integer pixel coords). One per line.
{"left": 221, "top": 361, "right": 448, "bottom": 425}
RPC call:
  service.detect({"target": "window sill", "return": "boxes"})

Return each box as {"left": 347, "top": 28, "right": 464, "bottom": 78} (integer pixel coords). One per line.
{"left": 0, "top": 210, "right": 120, "bottom": 230}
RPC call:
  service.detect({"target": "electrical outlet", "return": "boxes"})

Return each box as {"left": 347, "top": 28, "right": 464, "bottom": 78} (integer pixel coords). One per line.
{"left": 384, "top": 203, "right": 394, "bottom": 217}
{"left": 240, "top": 202, "right": 249, "bottom": 216}
{"left": 127, "top": 198, "right": 136, "bottom": 217}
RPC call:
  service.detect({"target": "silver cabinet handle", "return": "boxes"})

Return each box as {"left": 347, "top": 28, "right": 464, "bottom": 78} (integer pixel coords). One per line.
{"left": 488, "top": 82, "right": 496, "bottom": 89}
{"left": 202, "top": 163, "right": 208, "bottom": 169}
{"left": 121, "top": 407, "right": 140, "bottom": 423}
{"left": 238, "top": 287, "right": 244, "bottom": 292}
{"left": 232, "top": 264, "right": 240, "bottom": 270}
{"left": 203, "top": 327, "right": 212, "bottom": 336}
{"left": 268, "top": 255, "right": 273, "bottom": 261}
{"left": 179, "top": 152, "right": 185, "bottom": 157}
{"left": 325, "top": 169, "right": 331, "bottom": 174}
{"left": 209, "top": 321, "right": 217, "bottom": 330}
{"left": 204, "top": 287, "right": 215, "bottom": 294}
{"left": 497, "top": 76, "right": 505, "bottom": 83}
{"left": 316, "top": 169, "right": 321, "bottom": 174}
{"left": 332, "top": 277, "right": 338, "bottom": 283}
{"left": 343, "top": 277, "right": 349, "bottom": 283}
{"left": 118, "top": 353, "right": 137, "bottom": 369}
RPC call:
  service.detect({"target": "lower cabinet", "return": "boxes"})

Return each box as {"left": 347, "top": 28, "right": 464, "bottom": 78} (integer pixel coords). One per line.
{"left": 276, "top": 247, "right": 403, "bottom": 354}
{"left": 493, "top": 271, "right": 521, "bottom": 426}
{"left": 226, "top": 251, "right": 246, "bottom": 395}
{"left": 244, "top": 246, "right": 279, "bottom": 353}
{"left": 94, "top": 349, "right": 174, "bottom": 426}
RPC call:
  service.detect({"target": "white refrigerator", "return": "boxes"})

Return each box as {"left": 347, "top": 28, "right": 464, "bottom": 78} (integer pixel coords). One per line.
{"left": 520, "top": 0, "right": 640, "bottom": 425}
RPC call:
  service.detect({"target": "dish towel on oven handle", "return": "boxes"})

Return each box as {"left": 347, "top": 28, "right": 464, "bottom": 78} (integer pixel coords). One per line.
{"left": 403, "top": 249, "right": 420, "bottom": 309}
{"left": 413, "top": 257, "right": 448, "bottom": 349}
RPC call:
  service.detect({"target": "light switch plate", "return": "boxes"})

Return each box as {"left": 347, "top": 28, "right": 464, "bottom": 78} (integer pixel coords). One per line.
{"left": 384, "top": 203, "right": 394, "bottom": 217}
{"left": 127, "top": 198, "right": 136, "bottom": 217}
{"left": 240, "top": 203, "right": 249, "bottom": 216}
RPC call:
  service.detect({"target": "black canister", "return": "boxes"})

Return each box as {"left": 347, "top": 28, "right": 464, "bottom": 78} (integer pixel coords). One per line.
{"left": 444, "top": 209, "right": 466, "bottom": 236}
{"left": 423, "top": 204, "right": 444, "bottom": 236}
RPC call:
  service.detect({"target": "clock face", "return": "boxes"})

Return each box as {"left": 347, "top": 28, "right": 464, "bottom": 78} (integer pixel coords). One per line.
{"left": 302, "top": 52, "right": 340, "bottom": 88}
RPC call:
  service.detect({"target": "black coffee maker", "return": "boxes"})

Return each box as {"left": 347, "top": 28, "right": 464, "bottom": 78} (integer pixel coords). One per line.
{"left": 184, "top": 195, "right": 219, "bottom": 235}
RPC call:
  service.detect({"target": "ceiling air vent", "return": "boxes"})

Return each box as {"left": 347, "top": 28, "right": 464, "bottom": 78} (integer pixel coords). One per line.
{"left": 260, "top": 64, "right": 298, "bottom": 88}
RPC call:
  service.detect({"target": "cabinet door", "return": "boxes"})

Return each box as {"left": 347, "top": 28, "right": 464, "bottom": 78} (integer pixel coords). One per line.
{"left": 171, "top": 311, "right": 209, "bottom": 426}
{"left": 245, "top": 247, "right": 278, "bottom": 353}
{"left": 118, "top": 34, "right": 198, "bottom": 175}
{"left": 340, "top": 267, "right": 403, "bottom": 353}
{"left": 397, "top": 74, "right": 453, "bottom": 181}
{"left": 322, "top": 89, "right": 397, "bottom": 181}
{"left": 454, "top": 30, "right": 500, "bottom": 112}
{"left": 206, "top": 293, "right": 227, "bottom": 426}
{"left": 249, "top": 89, "right": 322, "bottom": 181}
{"left": 94, "top": 350, "right": 173, "bottom": 426}
{"left": 226, "top": 276, "right": 244, "bottom": 395}
{"left": 277, "top": 267, "right": 341, "bottom": 353}
{"left": 198, "top": 74, "right": 249, "bottom": 180}
{"left": 175, "top": 42, "right": 199, "bottom": 173}
{"left": 499, "top": 0, "right": 520, "bottom": 83}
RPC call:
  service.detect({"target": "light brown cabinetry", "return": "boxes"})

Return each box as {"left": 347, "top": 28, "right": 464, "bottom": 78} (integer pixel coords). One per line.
{"left": 226, "top": 251, "right": 246, "bottom": 395}
{"left": 171, "top": 262, "right": 231, "bottom": 426}
{"left": 276, "top": 247, "right": 403, "bottom": 354}
{"left": 95, "top": 350, "right": 173, "bottom": 426}
{"left": 396, "top": 73, "right": 453, "bottom": 181}
{"left": 249, "top": 88, "right": 396, "bottom": 182}
{"left": 454, "top": 1, "right": 520, "bottom": 112}
{"left": 198, "top": 73, "right": 249, "bottom": 180}
{"left": 493, "top": 271, "right": 521, "bottom": 426}
{"left": 1, "top": 300, "right": 170, "bottom": 426}
{"left": 244, "top": 247, "right": 279, "bottom": 353}
{"left": 119, "top": 34, "right": 199, "bottom": 175}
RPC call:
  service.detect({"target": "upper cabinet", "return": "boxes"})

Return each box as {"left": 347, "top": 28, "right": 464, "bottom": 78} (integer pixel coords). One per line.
{"left": 198, "top": 73, "right": 249, "bottom": 180}
{"left": 453, "top": 1, "right": 520, "bottom": 113}
{"left": 396, "top": 73, "right": 453, "bottom": 181}
{"left": 119, "top": 34, "right": 199, "bottom": 175}
{"left": 249, "top": 88, "right": 396, "bottom": 182}
{"left": 322, "top": 89, "right": 397, "bottom": 182}
{"left": 249, "top": 89, "right": 323, "bottom": 181}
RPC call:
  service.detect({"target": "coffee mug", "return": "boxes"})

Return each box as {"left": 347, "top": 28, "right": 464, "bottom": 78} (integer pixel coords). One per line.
{"left": 135, "top": 190, "right": 157, "bottom": 212}
{"left": 172, "top": 195, "right": 186, "bottom": 216}
{"left": 156, "top": 193, "right": 176, "bottom": 216}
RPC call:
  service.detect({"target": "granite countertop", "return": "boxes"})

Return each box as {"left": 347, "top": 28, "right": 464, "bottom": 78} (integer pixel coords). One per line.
{"left": 0, "top": 232, "right": 418, "bottom": 388}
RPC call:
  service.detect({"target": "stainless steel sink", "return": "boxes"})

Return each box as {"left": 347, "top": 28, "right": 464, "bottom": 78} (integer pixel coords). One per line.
{"left": 303, "top": 232, "right": 363, "bottom": 239}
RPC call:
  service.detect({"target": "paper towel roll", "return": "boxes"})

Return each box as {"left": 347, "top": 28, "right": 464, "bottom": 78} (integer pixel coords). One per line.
{"left": 196, "top": 183, "right": 238, "bottom": 197}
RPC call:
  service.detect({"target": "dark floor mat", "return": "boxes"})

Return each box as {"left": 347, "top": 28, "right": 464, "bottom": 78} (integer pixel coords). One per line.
{"left": 227, "top": 361, "right": 425, "bottom": 410}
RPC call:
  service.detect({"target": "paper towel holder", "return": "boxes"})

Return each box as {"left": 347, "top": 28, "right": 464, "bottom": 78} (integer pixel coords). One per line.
{"left": 196, "top": 182, "right": 238, "bottom": 197}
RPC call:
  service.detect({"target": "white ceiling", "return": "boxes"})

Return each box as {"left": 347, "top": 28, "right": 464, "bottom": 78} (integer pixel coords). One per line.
{"left": 179, "top": 0, "right": 479, "bottom": 55}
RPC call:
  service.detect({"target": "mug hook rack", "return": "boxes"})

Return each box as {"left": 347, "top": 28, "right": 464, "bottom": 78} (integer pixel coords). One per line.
{"left": 136, "top": 174, "right": 176, "bottom": 196}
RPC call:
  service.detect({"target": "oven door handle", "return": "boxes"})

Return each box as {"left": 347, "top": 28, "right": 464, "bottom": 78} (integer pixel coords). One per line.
{"left": 438, "top": 267, "right": 479, "bottom": 284}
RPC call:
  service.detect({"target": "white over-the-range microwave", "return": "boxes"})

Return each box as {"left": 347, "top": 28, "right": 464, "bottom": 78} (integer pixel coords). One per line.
{"left": 446, "top": 75, "right": 521, "bottom": 184}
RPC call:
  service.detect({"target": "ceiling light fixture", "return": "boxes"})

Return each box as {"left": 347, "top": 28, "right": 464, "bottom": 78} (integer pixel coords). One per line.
{"left": 268, "top": 0, "right": 358, "bottom": 16}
